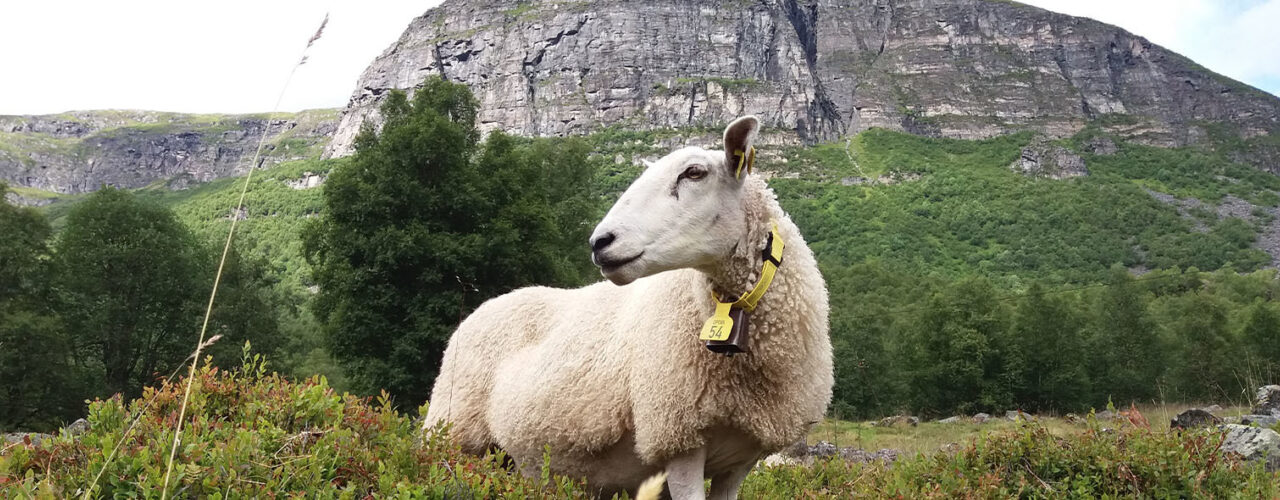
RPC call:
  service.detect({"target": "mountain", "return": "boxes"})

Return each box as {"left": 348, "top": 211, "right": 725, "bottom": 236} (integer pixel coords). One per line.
{"left": 327, "top": 0, "right": 1280, "bottom": 169}
{"left": 0, "top": 109, "right": 338, "bottom": 201}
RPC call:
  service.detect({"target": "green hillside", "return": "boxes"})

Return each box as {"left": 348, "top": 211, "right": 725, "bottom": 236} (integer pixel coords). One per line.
{"left": 26, "top": 121, "right": 1280, "bottom": 416}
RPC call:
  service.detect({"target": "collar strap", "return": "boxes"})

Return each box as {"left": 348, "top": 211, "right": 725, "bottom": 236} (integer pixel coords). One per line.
{"left": 732, "top": 146, "right": 756, "bottom": 179}
{"left": 713, "top": 222, "right": 784, "bottom": 312}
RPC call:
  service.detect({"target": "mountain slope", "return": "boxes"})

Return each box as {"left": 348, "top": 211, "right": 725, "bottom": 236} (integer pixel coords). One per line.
{"left": 328, "top": 0, "right": 1280, "bottom": 170}
{"left": 0, "top": 109, "right": 339, "bottom": 197}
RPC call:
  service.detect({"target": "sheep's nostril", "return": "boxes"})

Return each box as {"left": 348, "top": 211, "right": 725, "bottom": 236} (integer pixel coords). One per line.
{"left": 591, "top": 232, "right": 616, "bottom": 253}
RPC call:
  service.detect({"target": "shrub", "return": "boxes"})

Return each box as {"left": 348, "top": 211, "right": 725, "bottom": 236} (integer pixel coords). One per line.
{"left": 0, "top": 349, "right": 591, "bottom": 498}
{"left": 743, "top": 423, "right": 1279, "bottom": 498}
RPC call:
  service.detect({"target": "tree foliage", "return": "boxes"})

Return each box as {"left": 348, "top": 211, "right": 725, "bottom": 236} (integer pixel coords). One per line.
{"left": 303, "top": 78, "right": 597, "bottom": 405}
{"left": 0, "top": 183, "right": 81, "bottom": 431}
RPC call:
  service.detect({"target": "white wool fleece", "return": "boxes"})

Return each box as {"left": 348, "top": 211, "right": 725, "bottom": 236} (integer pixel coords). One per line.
{"left": 423, "top": 175, "right": 833, "bottom": 495}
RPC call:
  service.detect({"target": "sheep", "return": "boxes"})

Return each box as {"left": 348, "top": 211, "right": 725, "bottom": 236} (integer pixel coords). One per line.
{"left": 423, "top": 116, "right": 833, "bottom": 499}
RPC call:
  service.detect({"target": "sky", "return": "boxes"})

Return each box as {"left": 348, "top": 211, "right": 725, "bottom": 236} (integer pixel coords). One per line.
{"left": 0, "top": 0, "right": 1276, "bottom": 116}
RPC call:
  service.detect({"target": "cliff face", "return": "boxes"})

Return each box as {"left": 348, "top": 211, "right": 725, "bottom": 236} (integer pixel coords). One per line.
{"left": 327, "top": 0, "right": 1280, "bottom": 162}
{"left": 0, "top": 109, "right": 338, "bottom": 194}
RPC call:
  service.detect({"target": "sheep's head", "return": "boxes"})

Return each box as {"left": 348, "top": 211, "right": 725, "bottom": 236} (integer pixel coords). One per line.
{"left": 589, "top": 116, "right": 760, "bottom": 285}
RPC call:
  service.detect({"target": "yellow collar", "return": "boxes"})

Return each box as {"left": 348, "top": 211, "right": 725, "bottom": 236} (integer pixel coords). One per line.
{"left": 713, "top": 222, "right": 785, "bottom": 312}
{"left": 732, "top": 146, "right": 757, "bottom": 179}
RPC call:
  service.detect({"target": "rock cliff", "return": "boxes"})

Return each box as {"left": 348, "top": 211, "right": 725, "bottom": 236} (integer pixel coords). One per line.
{"left": 327, "top": 0, "right": 1280, "bottom": 164}
{"left": 0, "top": 109, "right": 338, "bottom": 194}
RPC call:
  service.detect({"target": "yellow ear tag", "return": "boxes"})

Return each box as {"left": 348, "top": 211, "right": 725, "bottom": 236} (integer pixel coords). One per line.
{"left": 699, "top": 301, "right": 734, "bottom": 341}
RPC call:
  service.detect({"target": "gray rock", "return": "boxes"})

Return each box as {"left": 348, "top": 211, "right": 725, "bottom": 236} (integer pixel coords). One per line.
{"left": 2, "top": 433, "right": 52, "bottom": 447}
{"left": 1171, "top": 408, "right": 1222, "bottom": 429}
{"left": 938, "top": 416, "right": 961, "bottom": 424}
{"left": 329, "top": 0, "right": 1280, "bottom": 169}
{"left": 66, "top": 418, "right": 90, "bottom": 436}
{"left": 1255, "top": 385, "right": 1280, "bottom": 417}
{"left": 808, "top": 440, "right": 839, "bottom": 458}
{"left": 1218, "top": 424, "right": 1280, "bottom": 471}
{"left": 1005, "top": 410, "right": 1030, "bottom": 421}
{"left": 973, "top": 413, "right": 991, "bottom": 424}
{"left": 1241, "top": 415, "right": 1280, "bottom": 428}
{"left": 1202, "top": 404, "right": 1224, "bottom": 414}
{"left": 1010, "top": 138, "right": 1089, "bottom": 179}
{"left": 787, "top": 440, "right": 900, "bottom": 465}
{"left": 1083, "top": 136, "right": 1119, "bottom": 155}
{"left": 0, "top": 109, "right": 337, "bottom": 195}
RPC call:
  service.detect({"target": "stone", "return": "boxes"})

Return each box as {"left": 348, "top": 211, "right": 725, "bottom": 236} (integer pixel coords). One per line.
{"left": 973, "top": 413, "right": 990, "bottom": 424}
{"left": 1255, "top": 385, "right": 1280, "bottom": 417}
{"left": 1202, "top": 405, "right": 1224, "bottom": 414}
{"left": 66, "top": 418, "right": 90, "bottom": 436}
{"left": 1010, "top": 137, "right": 1089, "bottom": 179}
{"left": 328, "top": 0, "right": 1280, "bottom": 168}
{"left": 808, "top": 440, "right": 839, "bottom": 458}
{"left": 2, "top": 433, "right": 52, "bottom": 447}
{"left": 1171, "top": 408, "right": 1223, "bottom": 429}
{"left": 1218, "top": 424, "right": 1280, "bottom": 471}
{"left": 1241, "top": 415, "right": 1280, "bottom": 428}
{"left": 875, "top": 415, "right": 919, "bottom": 427}
{"left": 938, "top": 416, "right": 961, "bottom": 424}
{"left": 1005, "top": 410, "right": 1030, "bottom": 421}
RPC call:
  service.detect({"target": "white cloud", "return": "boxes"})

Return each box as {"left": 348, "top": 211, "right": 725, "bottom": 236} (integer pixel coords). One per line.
{"left": 0, "top": 0, "right": 1274, "bottom": 115}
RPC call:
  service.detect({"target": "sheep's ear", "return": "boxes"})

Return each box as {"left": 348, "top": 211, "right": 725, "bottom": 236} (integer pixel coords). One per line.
{"left": 723, "top": 116, "right": 760, "bottom": 180}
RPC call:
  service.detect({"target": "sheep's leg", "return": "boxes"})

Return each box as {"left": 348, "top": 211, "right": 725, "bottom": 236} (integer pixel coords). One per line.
{"left": 707, "top": 459, "right": 755, "bottom": 500}
{"left": 664, "top": 446, "right": 707, "bottom": 500}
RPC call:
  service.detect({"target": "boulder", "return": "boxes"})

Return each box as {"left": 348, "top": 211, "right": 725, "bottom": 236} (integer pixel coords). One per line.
{"left": 938, "top": 416, "right": 961, "bottom": 424}
{"left": 1254, "top": 385, "right": 1280, "bottom": 417}
{"left": 1201, "top": 404, "right": 1224, "bottom": 414}
{"left": 66, "top": 418, "right": 90, "bottom": 436}
{"left": 808, "top": 441, "right": 839, "bottom": 458}
{"left": 1219, "top": 424, "right": 1280, "bottom": 471}
{"left": 1241, "top": 415, "right": 1280, "bottom": 428}
{"left": 1005, "top": 410, "right": 1031, "bottom": 421}
{"left": 973, "top": 413, "right": 991, "bottom": 424}
{"left": 1171, "top": 408, "right": 1223, "bottom": 430}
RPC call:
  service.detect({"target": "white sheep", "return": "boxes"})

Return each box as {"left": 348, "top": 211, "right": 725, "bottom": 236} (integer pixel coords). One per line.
{"left": 423, "top": 116, "right": 833, "bottom": 499}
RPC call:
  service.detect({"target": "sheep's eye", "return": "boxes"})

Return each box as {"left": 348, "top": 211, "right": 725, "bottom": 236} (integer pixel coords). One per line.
{"left": 680, "top": 165, "right": 707, "bottom": 181}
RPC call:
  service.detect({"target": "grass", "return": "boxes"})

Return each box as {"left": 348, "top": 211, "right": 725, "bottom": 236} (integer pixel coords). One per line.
{"left": 808, "top": 403, "right": 1257, "bottom": 457}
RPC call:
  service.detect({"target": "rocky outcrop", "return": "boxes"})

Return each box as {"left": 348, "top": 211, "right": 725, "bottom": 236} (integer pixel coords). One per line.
{"left": 1219, "top": 424, "right": 1280, "bottom": 471}
{"left": 328, "top": 0, "right": 1280, "bottom": 161}
{"left": 1255, "top": 385, "right": 1280, "bottom": 417}
{"left": 1011, "top": 137, "right": 1088, "bottom": 178}
{"left": 0, "top": 109, "right": 338, "bottom": 195}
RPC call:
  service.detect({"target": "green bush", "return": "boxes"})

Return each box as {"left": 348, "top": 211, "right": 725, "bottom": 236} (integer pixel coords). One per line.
{"left": 5, "top": 351, "right": 1276, "bottom": 498}
{"left": 0, "top": 350, "right": 592, "bottom": 498}
{"left": 743, "top": 424, "right": 1279, "bottom": 498}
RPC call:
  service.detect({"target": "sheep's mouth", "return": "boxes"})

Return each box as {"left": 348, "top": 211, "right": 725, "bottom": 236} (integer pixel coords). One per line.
{"left": 596, "top": 251, "right": 644, "bottom": 273}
